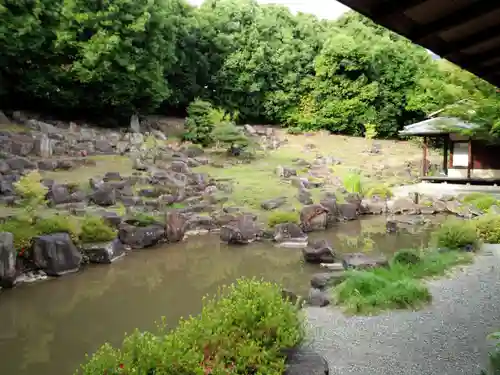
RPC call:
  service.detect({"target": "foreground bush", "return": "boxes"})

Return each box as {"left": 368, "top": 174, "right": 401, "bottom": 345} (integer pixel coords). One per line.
{"left": 77, "top": 278, "right": 304, "bottom": 375}
{"left": 462, "top": 193, "right": 499, "bottom": 211}
{"left": 79, "top": 216, "right": 117, "bottom": 244}
{"left": 433, "top": 218, "right": 479, "bottom": 250}
{"left": 334, "top": 249, "right": 472, "bottom": 314}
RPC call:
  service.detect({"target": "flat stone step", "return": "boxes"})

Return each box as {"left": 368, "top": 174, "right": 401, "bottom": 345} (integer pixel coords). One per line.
{"left": 284, "top": 347, "right": 329, "bottom": 375}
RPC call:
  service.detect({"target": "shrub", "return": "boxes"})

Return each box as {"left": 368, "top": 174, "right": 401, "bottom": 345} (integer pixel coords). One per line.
{"left": 462, "top": 193, "right": 499, "bottom": 211}
{"left": 77, "top": 278, "right": 304, "bottom": 375}
{"left": 286, "top": 126, "right": 304, "bottom": 135}
{"left": 268, "top": 211, "right": 300, "bottom": 228}
{"left": 392, "top": 249, "right": 421, "bottom": 266}
{"left": 343, "top": 172, "right": 362, "bottom": 194}
{"left": 13, "top": 170, "right": 48, "bottom": 210}
{"left": 433, "top": 218, "right": 479, "bottom": 250}
{"left": 474, "top": 215, "right": 500, "bottom": 244}
{"left": 364, "top": 123, "right": 378, "bottom": 139}
{"left": 484, "top": 332, "right": 500, "bottom": 375}
{"left": 80, "top": 216, "right": 117, "bottom": 244}
{"left": 364, "top": 184, "right": 393, "bottom": 199}
{"left": 0, "top": 217, "right": 40, "bottom": 253}
{"left": 34, "top": 214, "right": 80, "bottom": 243}
{"left": 183, "top": 99, "right": 217, "bottom": 147}
{"left": 129, "top": 212, "right": 159, "bottom": 227}
{"left": 211, "top": 121, "right": 251, "bottom": 150}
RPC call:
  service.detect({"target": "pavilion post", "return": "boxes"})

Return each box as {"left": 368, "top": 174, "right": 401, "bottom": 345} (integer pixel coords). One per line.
{"left": 442, "top": 135, "right": 448, "bottom": 176}
{"left": 467, "top": 138, "right": 472, "bottom": 179}
{"left": 422, "top": 136, "right": 428, "bottom": 177}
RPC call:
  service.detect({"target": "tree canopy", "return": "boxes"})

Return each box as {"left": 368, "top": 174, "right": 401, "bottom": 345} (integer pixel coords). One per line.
{"left": 1, "top": 0, "right": 499, "bottom": 137}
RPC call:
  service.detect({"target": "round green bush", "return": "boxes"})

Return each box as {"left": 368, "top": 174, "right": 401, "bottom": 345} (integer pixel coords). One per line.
{"left": 80, "top": 216, "right": 117, "bottom": 244}
{"left": 392, "top": 249, "right": 422, "bottom": 265}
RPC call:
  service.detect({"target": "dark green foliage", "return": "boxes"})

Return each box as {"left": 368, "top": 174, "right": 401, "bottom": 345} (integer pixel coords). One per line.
{"left": 77, "top": 278, "right": 304, "bottom": 374}
{"left": 1, "top": 1, "right": 498, "bottom": 135}
{"left": 392, "top": 249, "right": 421, "bottom": 266}
{"left": 212, "top": 121, "right": 251, "bottom": 149}
{"left": 183, "top": 99, "right": 216, "bottom": 146}
{"left": 80, "top": 216, "right": 117, "bottom": 243}
{"left": 128, "top": 212, "right": 159, "bottom": 227}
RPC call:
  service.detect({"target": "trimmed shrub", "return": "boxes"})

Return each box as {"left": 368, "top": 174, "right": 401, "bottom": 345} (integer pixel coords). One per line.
{"left": 80, "top": 216, "right": 117, "bottom": 244}
{"left": 183, "top": 99, "right": 217, "bottom": 147}
{"left": 0, "top": 217, "right": 39, "bottom": 253}
{"left": 77, "top": 278, "right": 304, "bottom": 375}
{"left": 474, "top": 215, "right": 500, "bottom": 244}
{"left": 13, "top": 170, "right": 48, "bottom": 210}
{"left": 392, "top": 249, "right": 421, "bottom": 266}
{"left": 34, "top": 214, "right": 80, "bottom": 244}
{"left": 212, "top": 121, "right": 251, "bottom": 150}
{"left": 433, "top": 218, "right": 479, "bottom": 250}
{"left": 268, "top": 211, "right": 300, "bottom": 228}
{"left": 128, "top": 212, "right": 159, "bottom": 227}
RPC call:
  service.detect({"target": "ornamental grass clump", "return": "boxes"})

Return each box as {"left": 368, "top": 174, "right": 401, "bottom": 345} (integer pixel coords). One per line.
{"left": 77, "top": 278, "right": 304, "bottom": 375}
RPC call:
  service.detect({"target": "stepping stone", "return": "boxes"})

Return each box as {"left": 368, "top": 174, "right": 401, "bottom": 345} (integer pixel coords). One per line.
{"left": 284, "top": 347, "right": 329, "bottom": 375}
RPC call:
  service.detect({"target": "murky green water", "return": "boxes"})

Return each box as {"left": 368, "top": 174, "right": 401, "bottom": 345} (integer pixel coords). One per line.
{"left": 0, "top": 216, "right": 435, "bottom": 375}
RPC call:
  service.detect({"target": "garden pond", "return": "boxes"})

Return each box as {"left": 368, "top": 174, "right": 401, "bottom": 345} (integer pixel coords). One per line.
{"left": 0, "top": 215, "right": 438, "bottom": 375}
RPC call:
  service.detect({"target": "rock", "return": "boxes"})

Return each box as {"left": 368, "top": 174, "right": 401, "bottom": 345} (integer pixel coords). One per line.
{"left": 297, "top": 188, "right": 313, "bottom": 205}
{"left": 276, "top": 166, "right": 297, "bottom": 178}
{"left": 386, "top": 219, "right": 398, "bottom": 233}
{"left": 118, "top": 224, "right": 166, "bottom": 249}
{"left": 273, "top": 223, "right": 306, "bottom": 242}
{"left": 320, "top": 262, "right": 345, "bottom": 271}
{"left": 281, "top": 289, "right": 300, "bottom": 305}
{"left": 0, "top": 232, "right": 17, "bottom": 288}
{"left": 91, "top": 188, "right": 116, "bottom": 206}
{"left": 48, "top": 184, "right": 72, "bottom": 205}
{"left": 166, "top": 211, "right": 187, "bottom": 242}
{"left": 133, "top": 158, "right": 148, "bottom": 171}
{"left": 182, "top": 144, "right": 204, "bottom": 158}
{"left": 307, "top": 288, "right": 331, "bottom": 307}
{"left": 33, "top": 134, "right": 53, "bottom": 158}
{"left": 310, "top": 271, "right": 346, "bottom": 290}
{"left": 103, "top": 172, "right": 122, "bottom": 181}
{"left": 319, "top": 198, "right": 339, "bottom": 227}
{"left": 342, "top": 253, "right": 388, "bottom": 270}
{"left": 0, "top": 110, "right": 11, "bottom": 124}
{"left": 284, "top": 347, "right": 329, "bottom": 375}
{"left": 80, "top": 239, "right": 125, "bottom": 264}
{"left": 37, "top": 160, "right": 58, "bottom": 171}
{"left": 99, "top": 211, "right": 123, "bottom": 228}
{"left": 244, "top": 124, "right": 257, "bottom": 135}
{"left": 186, "top": 215, "right": 216, "bottom": 232}
{"left": 361, "top": 198, "right": 386, "bottom": 215}
{"left": 130, "top": 114, "right": 141, "bottom": 133}
{"left": 6, "top": 156, "right": 36, "bottom": 171}
{"left": 171, "top": 160, "right": 190, "bottom": 174}
{"left": 31, "top": 233, "right": 82, "bottom": 276}
{"left": 337, "top": 203, "right": 359, "bottom": 221}
{"left": 261, "top": 197, "right": 287, "bottom": 210}
{"left": 0, "top": 161, "right": 10, "bottom": 174}
{"left": 95, "top": 139, "right": 113, "bottom": 153}
{"left": 300, "top": 205, "right": 329, "bottom": 232}
{"left": 388, "top": 197, "right": 420, "bottom": 215}
{"left": 220, "top": 214, "right": 259, "bottom": 244}
{"left": 303, "top": 239, "right": 336, "bottom": 264}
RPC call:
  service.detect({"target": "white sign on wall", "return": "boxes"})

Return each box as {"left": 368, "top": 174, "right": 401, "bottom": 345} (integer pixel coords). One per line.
{"left": 453, "top": 142, "right": 469, "bottom": 167}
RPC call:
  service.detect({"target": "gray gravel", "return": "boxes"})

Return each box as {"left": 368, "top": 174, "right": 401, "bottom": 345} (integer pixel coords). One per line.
{"left": 304, "top": 253, "right": 500, "bottom": 375}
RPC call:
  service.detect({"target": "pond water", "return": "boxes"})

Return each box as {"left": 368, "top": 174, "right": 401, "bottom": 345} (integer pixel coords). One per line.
{"left": 0, "top": 216, "right": 436, "bottom": 375}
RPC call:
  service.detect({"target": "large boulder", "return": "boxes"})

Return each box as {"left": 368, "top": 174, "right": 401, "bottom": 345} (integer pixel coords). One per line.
{"left": 91, "top": 187, "right": 116, "bottom": 206}
{"left": 342, "top": 253, "right": 388, "bottom": 270}
{"left": 273, "top": 223, "right": 306, "bottom": 243}
{"left": 166, "top": 211, "right": 187, "bottom": 242}
{"left": 220, "top": 214, "right": 260, "bottom": 244}
{"left": 337, "top": 203, "right": 359, "bottom": 221}
{"left": 31, "top": 233, "right": 82, "bottom": 276}
{"left": 307, "top": 288, "right": 331, "bottom": 307}
{"left": 0, "top": 232, "right": 17, "bottom": 288}
{"left": 284, "top": 347, "right": 330, "bottom": 375}
{"left": 388, "top": 197, "right": 420, "bottom": 215}
{"left": 80, "top": 239, "right": 125, "bottom": 264}
{"left": 310, "top": 271, "right": 346, "bottom": 290}
{"left": 360, "top": 198, "right": 386, "bottom": 215}
{"left": 261, "top": 197, "right": 287, "bottom": 210}
{"left": 118, "top": 223, "right": 166, "bottom": 249}
{"left": 300, "top": 204, "right": 328, "bottom": 232}
{"left": 319, "top": 198, "right": 339, "bottom": 227}
{"left": 303, "top": 239, "right": 336, "bottom": 264}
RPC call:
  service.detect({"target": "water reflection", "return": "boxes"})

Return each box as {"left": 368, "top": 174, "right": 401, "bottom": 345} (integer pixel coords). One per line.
{"left": 0, "top": 216, "right": 435, "bottom": 375}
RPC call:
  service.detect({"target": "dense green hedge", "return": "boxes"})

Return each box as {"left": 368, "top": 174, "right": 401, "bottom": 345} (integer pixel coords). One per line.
{"left": 77, "top": 279, "right": 304, "bottom": 375}
{"left": 2, "top": 0, "right": 498, "bottom": 135}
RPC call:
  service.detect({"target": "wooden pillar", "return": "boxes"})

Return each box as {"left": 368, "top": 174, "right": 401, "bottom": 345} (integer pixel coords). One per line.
{"left": 442, "top": 136, "right": 448, "bottom": 176}
{"left": 422, "top": 136, "right": 428, "bottom": 177}
{"left": 467, "top": 138, "right": 472, "bottom": 179}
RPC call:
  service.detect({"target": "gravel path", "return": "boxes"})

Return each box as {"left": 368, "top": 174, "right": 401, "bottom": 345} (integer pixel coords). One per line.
{"left": 305, "top": 252, "right": 500, "bottom": 375}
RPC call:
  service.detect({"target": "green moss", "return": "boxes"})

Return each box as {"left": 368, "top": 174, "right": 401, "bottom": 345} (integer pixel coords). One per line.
{"left": 364, "top": 184, "right": 393, "bottom": 199}
{"left": 267, "top": 211, "right": 300, "bottom": 228}
{"left": 462, "top": 193, "right": 499, "bottom": 211}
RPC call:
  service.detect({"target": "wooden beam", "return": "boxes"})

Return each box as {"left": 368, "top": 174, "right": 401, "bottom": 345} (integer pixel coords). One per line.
{"left": 467, "top": 138, "right": 472, "bottom": 179}
{"left": 443, "top": 136, "right": 448, "bottom": 176}
{"left": 371, "top": 0, "right": 427, "bottom": 19}
{"left": 422, "top": 136, "right": 428, "bottom": 177}
{"left": 411, "top": 1, "right": 500, "bottom": 42}
{"left": 441, "top": 24, "right": 500, "bottom": 57}
{"left": 449, "top": 141, "right": 454, "bottom": 169}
